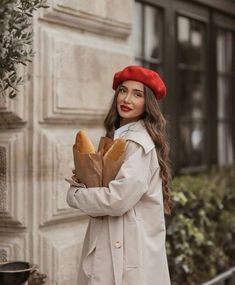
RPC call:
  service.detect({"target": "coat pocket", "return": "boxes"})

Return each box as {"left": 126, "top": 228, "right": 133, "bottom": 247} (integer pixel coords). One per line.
{"left": 82, "top": 244, "right": 96, "bottom": 279}
{"left": 82, "top": 217, "right": 102, "bottom": 279}
{"left": 124, "top": 220, "right": 140, "bottom": 269}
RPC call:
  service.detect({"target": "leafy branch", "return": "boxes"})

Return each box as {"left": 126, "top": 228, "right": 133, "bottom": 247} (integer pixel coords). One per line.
{"left": 0, "top": 0, "right": 48, "bottom": 98}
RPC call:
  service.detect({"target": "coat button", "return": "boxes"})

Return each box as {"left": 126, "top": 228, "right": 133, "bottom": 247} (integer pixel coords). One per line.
{"left": 114, "top": 241, "right": 122, "bottom": 248}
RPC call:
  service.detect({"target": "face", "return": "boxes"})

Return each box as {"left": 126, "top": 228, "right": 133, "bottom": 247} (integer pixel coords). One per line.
{"left": 116, "top": 80, "right": 145, "bottom": 126}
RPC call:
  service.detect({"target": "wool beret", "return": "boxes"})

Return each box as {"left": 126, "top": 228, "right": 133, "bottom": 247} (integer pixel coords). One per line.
{"left": 112, "top": 65, "right": 166, "bottom": 100}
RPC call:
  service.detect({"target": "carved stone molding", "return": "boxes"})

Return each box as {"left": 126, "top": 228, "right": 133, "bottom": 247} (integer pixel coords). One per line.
{"left": 0, "top": 146, "right": 7, "bottom": 213}
{"left": 0, "top": 248, "right": 8, "bottom": 262}
{"left": 0, "top": 233, "right": 28, "bottom": 261}
{"left": 39, "top": 0, "right": 132, "bottom": 39}
{"left": 0, "top": 131, "right": 28, "bottom": 227}
{"left": 38, "top": 221, "right": 88, "bottom": 284}
{"left": 37, "top": 29, "right": 131, "bottom": 124}
{"left": 38, "top": 127, "right": 103, "bottom": 226}
{"left": 38, "top": 128, "right": 92, "bottom": 225}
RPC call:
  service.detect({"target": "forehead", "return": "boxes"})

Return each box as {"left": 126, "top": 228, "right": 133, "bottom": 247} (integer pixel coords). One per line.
{"left": 121, "top": 80, "right": 144, "bottom": 91}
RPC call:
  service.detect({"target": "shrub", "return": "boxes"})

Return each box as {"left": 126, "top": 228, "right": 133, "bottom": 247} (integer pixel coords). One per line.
{"left": 0, "top": 0, "right": 48, "bottom": 98}
{"left": 166, "top": 167, "right": 235, "bottom": 285}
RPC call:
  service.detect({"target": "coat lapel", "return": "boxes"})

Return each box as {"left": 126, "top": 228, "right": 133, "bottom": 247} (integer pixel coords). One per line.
{"left": 125, "top": 120, "right": 155, "bottom": 154}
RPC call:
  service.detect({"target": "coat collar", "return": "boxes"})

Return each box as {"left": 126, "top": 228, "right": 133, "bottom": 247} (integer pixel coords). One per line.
{"left": 124, "top": 120, "right": 155, "bottom": 154}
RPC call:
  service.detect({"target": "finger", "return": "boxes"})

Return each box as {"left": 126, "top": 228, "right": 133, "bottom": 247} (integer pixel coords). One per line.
{"left": 34, "top": 277, "right": 47, "bottom": 284}
{"left": 72, "top": 169, "right": 76, "bottom": 174}
{"left": 72, "top": 175, "right": 78, "bottom": 182}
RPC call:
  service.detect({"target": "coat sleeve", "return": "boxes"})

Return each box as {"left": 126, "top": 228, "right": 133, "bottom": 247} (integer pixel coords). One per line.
{"left": 66, "top": 141, "right": 153, "bottom": 217}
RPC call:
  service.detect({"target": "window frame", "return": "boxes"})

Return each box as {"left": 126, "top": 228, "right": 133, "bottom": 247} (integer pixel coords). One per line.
{"left": 133, "top": 0, "right": 235, "bottom": 174}
{"left": 213, "top": 11, "right": 235, "bottom": 166}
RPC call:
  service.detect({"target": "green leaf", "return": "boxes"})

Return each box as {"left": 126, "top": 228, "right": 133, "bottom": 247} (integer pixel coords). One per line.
{"left": 1, "top": 0, "right": 49, "bottom": 98}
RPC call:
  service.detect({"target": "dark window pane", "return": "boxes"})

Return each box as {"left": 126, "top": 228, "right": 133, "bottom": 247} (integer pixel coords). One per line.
{"left": 144, "top": 6, "right": 163, "bottom": 60}
{"left": 177, "top": 15, "right": 207, "bottom": 170}
{"left": 217, "top": 30, "right": 233, "bottom": 73}
{"left": 179, "top": 70, "right": 205, "bottom": 120}
{"left": 233, "top": 33, "right": 235, "bottom": 73}
{"left": 146, "top": 63, "right": 163, "bottom": 76}
{"left": 217, "top": 123, "right": 234, "bottom": 165}
{"left": 178, "top": 16, "right": 191, "bottom": 64}
{"left": 217, "top": 77, "right": 231, "bottom": 119}
{"left": 179, "top": 70, "right": 192, "bottom": 118}
{"left": 190, "top": 21, "right": 205, "bottom": 66}
{"left": 216, "top": 28, "right": 235, "bottom": 166}
{"left": 177, "top": 16, "right": 205, "bottom": 67}
{"left": 132, "top": 2, "right": 143, "bottom": 57}
{"left": 179, "top": 122, "right": 205, "bottom": 167}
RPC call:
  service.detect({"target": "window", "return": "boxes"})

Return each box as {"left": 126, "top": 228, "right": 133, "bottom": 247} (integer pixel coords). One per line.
{"left": 177, "top": 15, "right": 207, "bottom": 170}
{"left": 132, "top": 0, "right": 235, "bottom": 173}
{"left": 131, "top": 2, "right": 164, "bottom": 75}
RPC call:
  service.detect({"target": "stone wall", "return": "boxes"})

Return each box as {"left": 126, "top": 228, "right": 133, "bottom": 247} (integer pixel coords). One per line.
{"left": 0, "top": 0, "right": 134, "bottom": 284}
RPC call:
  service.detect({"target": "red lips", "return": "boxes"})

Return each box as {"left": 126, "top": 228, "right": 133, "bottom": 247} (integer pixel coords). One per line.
{"left": 120, "top": 105, "right": 132, "bottom": 112}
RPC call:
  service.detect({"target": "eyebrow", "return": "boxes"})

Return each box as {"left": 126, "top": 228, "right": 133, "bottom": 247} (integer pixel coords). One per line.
{"left": 120, "top": 84, "right": 144, "bottom": 93}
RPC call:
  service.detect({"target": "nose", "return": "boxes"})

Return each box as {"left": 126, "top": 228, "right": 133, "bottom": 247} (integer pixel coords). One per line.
{"left": 123, "top": 92, "right": 132, "bottom": 103}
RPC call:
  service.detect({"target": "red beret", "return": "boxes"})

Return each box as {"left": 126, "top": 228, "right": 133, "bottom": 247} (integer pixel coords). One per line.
{"left": 112, "top": 65, "right": 166, "bottom": 100}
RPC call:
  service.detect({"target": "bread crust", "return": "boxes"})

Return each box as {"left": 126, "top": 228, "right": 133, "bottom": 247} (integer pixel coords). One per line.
{"left": 103, "top": 138, "right": 126, "bottom": 161}
{"left": 75, "top": 130, "right": 96, "bottom": 154}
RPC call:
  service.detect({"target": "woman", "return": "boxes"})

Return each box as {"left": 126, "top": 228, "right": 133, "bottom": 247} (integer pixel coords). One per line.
{"left": 67, "top": 65, "right": 171, "bottom": 285}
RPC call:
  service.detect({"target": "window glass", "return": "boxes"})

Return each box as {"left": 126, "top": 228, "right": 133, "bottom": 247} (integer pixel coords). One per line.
{"left": 217, "top": 29, "right": 235, "bottom": 166}
{"left": 178, "top": 16, "right": 190, "bottom": 64}
{"left": 218, "top": 123, "right": 234, "bottom": 165}
{"left": 179, "top": 70, "right": 205, "bottom": 119}
{"left": 132, "top": 2, "right": 143, "bottom": 58}
{"left": 144, "top": 7, "right": 163, "bottom": 60}
{"left": 134, "top": 0, "right": 235, "bottom": 172}
{"left": 217, "top": 77, "right": 231, "bottom": 119}
{"left": 179, "top": 122, "right": 204, "bottom": 168}
{"left": 178, "top": 16, "right": 205, "bottom": 66}
{"left": 131, "top": 2, "right": 163, "bottom": 70}
{"left": 217, "top": 30, "right": 233, "bottom": 73}
{"left": 177, "top": 15, "right": 207, "bottom": 168}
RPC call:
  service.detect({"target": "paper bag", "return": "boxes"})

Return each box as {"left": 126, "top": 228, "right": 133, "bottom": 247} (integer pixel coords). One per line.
{"left": 73, "top": 146, "right": 103, "bottom": 187}
{"left": 73, "top": 132, "right": 126, "bottom": 188}
{"left": 102, "top": 153, "right": 125, "bottom": 187}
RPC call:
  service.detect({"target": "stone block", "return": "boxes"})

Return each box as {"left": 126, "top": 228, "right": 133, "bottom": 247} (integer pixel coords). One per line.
{"left": 37, "top": 29, "right": 131, "bottom": 123}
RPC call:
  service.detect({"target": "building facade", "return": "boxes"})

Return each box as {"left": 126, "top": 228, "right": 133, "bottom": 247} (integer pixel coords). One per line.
{"left": 0, "top": 0, "right": 234, "bottom": 284}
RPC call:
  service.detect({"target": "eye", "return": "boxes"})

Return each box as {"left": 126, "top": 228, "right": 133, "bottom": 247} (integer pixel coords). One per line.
{"left": 133, "top": 91, "right": 144, "bottom": 98}
{"left": 119, "top": 87, "right": 127, "bottom": 94}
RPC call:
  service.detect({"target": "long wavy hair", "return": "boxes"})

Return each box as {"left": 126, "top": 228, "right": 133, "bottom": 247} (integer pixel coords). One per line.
{"left": 104, "top": 84, "right": 171, "bottom": 215}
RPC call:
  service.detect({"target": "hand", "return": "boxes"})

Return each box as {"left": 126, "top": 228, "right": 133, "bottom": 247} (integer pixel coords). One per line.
{"left": 72, "top": 169, "right": 79, "bottom": 183}
{"left": 28, "top": 268, "right": 47, "bottom": 285}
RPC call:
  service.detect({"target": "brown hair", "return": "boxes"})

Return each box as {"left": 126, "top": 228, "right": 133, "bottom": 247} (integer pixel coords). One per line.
{"left": 104, "top": 85, "right": 171, "bottom": 215}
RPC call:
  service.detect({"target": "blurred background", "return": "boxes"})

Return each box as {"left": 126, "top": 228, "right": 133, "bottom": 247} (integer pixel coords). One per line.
{"left": 0, "top": 0, "right": 234, "bottom": 284}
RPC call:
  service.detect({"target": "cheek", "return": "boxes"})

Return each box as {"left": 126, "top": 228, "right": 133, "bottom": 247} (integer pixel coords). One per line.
{"left": 136, "top": 100, "right": 145, "bottom": 112}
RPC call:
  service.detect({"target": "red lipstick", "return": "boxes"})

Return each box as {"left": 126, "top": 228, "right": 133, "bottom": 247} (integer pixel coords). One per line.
{"left": 120, "top": 105, "right": 132, "bottom": 112}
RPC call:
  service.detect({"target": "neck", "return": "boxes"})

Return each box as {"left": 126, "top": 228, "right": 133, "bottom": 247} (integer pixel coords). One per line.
{"left": 119, "top": 118, "right": 139, "bottom": 127}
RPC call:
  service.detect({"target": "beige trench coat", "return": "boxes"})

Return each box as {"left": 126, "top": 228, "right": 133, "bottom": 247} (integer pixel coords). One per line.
{"left": 67, "top": 120, "right": 171, "bottom": 285}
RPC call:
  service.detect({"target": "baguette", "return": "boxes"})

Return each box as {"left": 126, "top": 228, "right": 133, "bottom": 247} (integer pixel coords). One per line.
{"left": 97, "top": 137, "right": 113, "bottom": 155}
{"left": 103, "top": 138, "right": 126, "bottom": 161}
{"left": 75, "top": 130, "right": 96, "bottom": 154}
